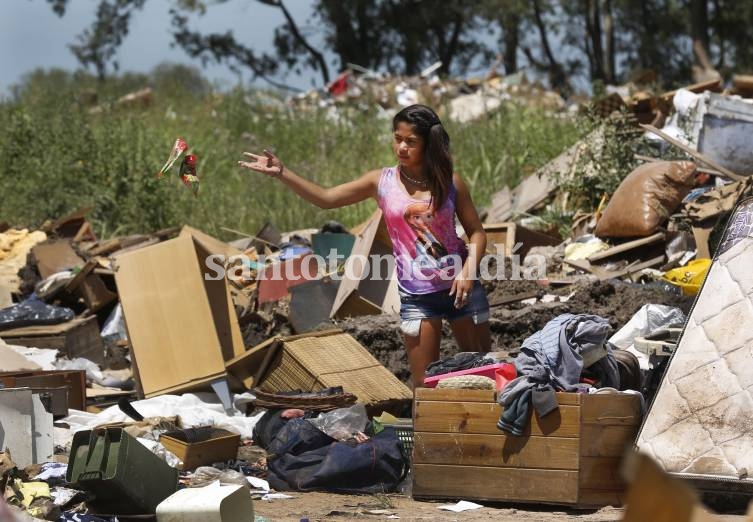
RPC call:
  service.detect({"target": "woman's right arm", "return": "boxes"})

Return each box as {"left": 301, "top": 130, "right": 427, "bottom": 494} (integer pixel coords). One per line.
{"left": 239, "top": 149, "right": 380, "bottom": 209}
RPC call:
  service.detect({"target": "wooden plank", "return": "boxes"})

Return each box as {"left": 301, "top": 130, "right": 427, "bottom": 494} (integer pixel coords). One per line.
{"left": 414, "top": 388, "right": 495, "bottom": 403}
{"left": 413, "top": 432, "right": 579, "bottom": 470}
{"left": 412, "top": 464, "right": 579, "bottom": 504}
{"left": 579, "top": 456, "right": 625, "bottom": 491}
{"left": 414, "top": 401, "right": 581, "bottom": 437}
{"left": 660, "top": 78, "right": 723, "bottom": 103}
{"left": 482, "top": 222, "right": 516, "bottom": 256}
{"left": 581, "top": 394, "right": 642, "bottom": 426}
{"left": 580, "top": 425, "right": 639, "bottom": 457}
{"left": 489, "top": 291, "right": 539, "bottom": 308}
{"left": 413, "top": 388, "right": 581, "bottom": 406}
{"left": 587, "top": 232, "right": 665, "bottom": 262}
{"left": 641, "top": 124, "right": 745, "bottom": 181}
{"left": 577, "top": 488, "right": 626, "bottom": 508}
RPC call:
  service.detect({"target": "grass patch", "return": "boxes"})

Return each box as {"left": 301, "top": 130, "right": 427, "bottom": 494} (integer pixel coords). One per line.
{"left": 0, "top": 68, "right": 580, "bottom": 240}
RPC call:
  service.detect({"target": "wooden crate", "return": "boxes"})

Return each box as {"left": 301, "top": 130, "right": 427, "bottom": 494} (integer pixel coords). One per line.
{"left": 0, "top": 316, "right": 104, "bottom": 365}
{"left": 412, "top": 388, "right": 641, "bottom": 507}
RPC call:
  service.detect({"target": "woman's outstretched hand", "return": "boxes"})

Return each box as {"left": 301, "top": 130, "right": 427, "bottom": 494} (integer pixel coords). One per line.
{"left": 238, "top": 149, "right": 284, "bottom": 178}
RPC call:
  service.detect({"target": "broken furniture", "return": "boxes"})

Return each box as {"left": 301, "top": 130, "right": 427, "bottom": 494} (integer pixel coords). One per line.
{"left": 0, "top": 316, "right": 104, "bottom": 365}
{"left": 482, "top": 222, "right": 561, "bottom": 258}
{"left": 0, "top": 369, "right": 87, "bottom": 413}
{"left": 113, "top": 231, "right": 245, "bottom": 407}
{"left": 240, "top": 329, "right": 412, "bottom": 411}
{"left": 411, "top": 387, "right": 641, "bottom": 507}
{"left": 330, "top": 210, "right": 400, "bottom": 319}
{"left": 0, "top": 388, "right": 54, "bottom": 469}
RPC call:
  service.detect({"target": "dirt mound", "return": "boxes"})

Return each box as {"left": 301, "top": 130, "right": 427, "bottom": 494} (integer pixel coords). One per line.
{"left": 340, "top": 278, "right": 694, "bottom": 385}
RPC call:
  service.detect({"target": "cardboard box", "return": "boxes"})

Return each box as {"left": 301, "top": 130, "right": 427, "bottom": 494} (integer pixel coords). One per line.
{"left": 159, "top": 428, "right": 240, "bottom": 470}
{"left": 331, "top": 210, "right": 399, "bottom": 318}
{"left": 411, "top": 388, "right": 641, "bottom": 507}
{"left": 113, "top": 232, "right": 245, "bottom": 397}
{"left": 0, "top": 316, "right": 104, "bottom": 365}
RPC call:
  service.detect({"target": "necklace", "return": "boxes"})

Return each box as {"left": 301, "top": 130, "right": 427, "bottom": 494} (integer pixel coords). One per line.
{"left": 399, "top": 166, "right": 428, "bottom": 188}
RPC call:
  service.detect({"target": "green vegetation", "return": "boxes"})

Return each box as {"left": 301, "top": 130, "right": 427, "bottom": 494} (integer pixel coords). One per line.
{"left": 0, "top": 67, "right": 579, "bottom": 240}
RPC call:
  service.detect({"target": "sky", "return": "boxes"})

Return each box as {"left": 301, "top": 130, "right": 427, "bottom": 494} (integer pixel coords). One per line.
{"left": 0, "top": 0, "right": 329, "bottom": 96}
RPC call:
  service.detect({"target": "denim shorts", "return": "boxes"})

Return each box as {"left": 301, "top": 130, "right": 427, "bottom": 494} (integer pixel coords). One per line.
{"left": 398, "top": 281, "right": 490, "bottom": 336}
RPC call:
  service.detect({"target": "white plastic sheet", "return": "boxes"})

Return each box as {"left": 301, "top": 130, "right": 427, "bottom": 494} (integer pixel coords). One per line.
{"left": 608, "top": 304, "right": 685, "bottom": 370}
{"left": 60, "top": 392, "right": 264, "bottom": 440}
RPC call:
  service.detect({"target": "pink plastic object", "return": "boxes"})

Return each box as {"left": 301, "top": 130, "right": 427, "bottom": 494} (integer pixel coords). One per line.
{"left": 423, "top": 362, "right": 515, "bottom": 388}
{"left": 495, "top": 364, "right": 517, "bottom": 391}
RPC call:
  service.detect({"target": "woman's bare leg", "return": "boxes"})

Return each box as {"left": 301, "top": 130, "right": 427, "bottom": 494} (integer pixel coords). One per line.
{"left": 449, "top": 316, "right": 491, "bottom": 352}
{"left": 404, "top": 318, "right": 443, "bottom": 388}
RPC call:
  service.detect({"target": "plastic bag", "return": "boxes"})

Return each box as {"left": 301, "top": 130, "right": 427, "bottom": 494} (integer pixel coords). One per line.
{"left": 307, "top": 404, "right": 368, "bottom": 441}
{"left": 188, "top": 466, "right": 249, "bottom": 489}
{"left": 662, "top": 259, "right": 711, "bottom": 296}
{"left": 609, "top": 304, "right": 685, "bottom": 349}
{"left": 608, "top": 304, "right": 685, "bottom": 370}
{"left": 101, "top": 303, "right": 127, "bottom": 343}
{"left": 0, "top": 294, "right": 74, "bottom": 330}
{"left": 595, "top": 161, "right": 697, "bottom": 238}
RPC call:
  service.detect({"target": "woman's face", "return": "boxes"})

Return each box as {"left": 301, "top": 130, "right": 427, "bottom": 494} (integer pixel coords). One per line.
{"left": 393, "top": 122, "right": 425, "bottom": 172}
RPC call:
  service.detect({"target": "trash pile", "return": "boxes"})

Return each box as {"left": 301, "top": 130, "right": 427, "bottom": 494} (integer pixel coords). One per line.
{"left": 0, "top": 211, "right": 417, "bottom": 520}
{"left": 288, "top": 64, "right": 567, "bottom": 119}
{"left": 2, "top": 74, "right": 753, "bottom": 520}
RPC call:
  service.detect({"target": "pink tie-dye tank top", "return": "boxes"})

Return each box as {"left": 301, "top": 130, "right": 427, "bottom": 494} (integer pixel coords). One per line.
{"left": 376, "top": 166, "right": 468, "bottom": 294}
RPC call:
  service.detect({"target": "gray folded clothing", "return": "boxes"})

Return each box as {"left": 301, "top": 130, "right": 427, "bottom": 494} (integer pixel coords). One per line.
{"left": 497, "top": 388, "right": 533, "bottom": 436}
{"left": 532, "top": 385, "right": 558, "bottom": 417}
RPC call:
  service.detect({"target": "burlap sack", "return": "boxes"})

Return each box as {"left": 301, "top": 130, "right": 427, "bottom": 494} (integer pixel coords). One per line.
{"left": 595, "top": 161, "right": 696, "bottom": 238}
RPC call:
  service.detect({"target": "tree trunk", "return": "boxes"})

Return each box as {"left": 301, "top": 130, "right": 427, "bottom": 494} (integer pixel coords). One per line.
{"left": 603, "top": 0, "right": 615, "bottom": 83}
{"left": 501, "top": 11, "right": 520, "bottom": 74}
{"left": 690, "top": 0, "right": 711, "bottom": 59}
{"left": 585, "top": 0, "right": 605, "bottom": 82}
{"left": 531, "top": 0, "right": 570, "bottom": 94}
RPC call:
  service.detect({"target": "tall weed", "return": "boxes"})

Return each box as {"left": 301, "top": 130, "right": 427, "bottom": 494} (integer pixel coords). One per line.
{"left": 0, "top": 67, "right": 579, "bottom": 240}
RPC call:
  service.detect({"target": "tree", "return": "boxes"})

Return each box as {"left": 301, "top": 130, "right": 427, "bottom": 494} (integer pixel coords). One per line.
{"left": 45, "top": 0, "right": 753, "bottom": 94}
{"left": 48, "top": 0, "right": 146, "bottom": 81}
{"left": 48, "top": 0, "right": 494, "bottom": 89}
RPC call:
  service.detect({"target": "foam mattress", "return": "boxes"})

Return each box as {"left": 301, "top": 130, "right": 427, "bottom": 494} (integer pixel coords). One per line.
{"left": 637, "top": 197, "right": 753, "bottom": 486}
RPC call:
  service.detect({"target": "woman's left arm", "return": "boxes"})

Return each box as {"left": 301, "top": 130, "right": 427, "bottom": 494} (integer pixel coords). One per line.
{"left": 450, "top": 173, "right": 487, "bottom": 305}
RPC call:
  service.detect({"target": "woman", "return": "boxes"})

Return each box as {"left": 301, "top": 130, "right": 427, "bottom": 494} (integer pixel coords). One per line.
{"left": 239, "top": 104, "right": 491, "bottom": 387}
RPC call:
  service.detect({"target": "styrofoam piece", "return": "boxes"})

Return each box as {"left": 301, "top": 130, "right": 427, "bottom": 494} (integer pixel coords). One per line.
{"left": 156, "top": 483, "right": 254, "bottom": 522}
{"left": 0, "top": 388, "right": 53, "bottom": 468}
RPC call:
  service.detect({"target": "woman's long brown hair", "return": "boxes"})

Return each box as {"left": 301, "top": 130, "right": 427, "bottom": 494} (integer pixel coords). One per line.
{"left": 393, "top": 104, "right": 453, "bottom": 210}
